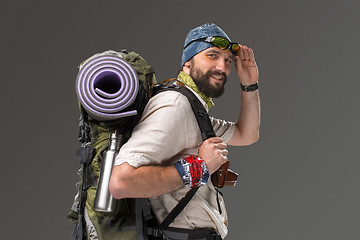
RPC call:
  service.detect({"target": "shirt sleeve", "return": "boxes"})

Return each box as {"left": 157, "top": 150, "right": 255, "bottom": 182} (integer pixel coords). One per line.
{"left": 210, "top": 116, "right": 236, "bottom": 143}
{"left": 114, "top": 91, "right": 197, "bottom": 168}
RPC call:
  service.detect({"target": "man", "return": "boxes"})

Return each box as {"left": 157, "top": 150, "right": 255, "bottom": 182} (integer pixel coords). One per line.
{"left": 109, "top": 23, "right": 260, "bottom": 239}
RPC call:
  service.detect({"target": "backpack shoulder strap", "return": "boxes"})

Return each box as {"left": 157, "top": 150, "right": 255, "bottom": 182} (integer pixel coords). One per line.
{"left": 151, "top": 84, "right": 216, "bottom": 230}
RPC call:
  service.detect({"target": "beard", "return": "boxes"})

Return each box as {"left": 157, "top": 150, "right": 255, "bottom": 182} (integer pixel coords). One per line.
{"left": 190, "top": 68, "right": 227, "bottom": 98}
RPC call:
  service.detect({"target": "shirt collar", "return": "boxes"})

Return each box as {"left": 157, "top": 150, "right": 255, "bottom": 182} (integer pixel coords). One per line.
{"left": 177, "top": 71, "right": 215, "bottom": 109}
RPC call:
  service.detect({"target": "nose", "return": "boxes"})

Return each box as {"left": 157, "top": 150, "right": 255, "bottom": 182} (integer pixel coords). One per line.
{"left": 216, "top": 58, "right": 226, "bottom": 72}
{"left": 215, "top": 58, "right": 229, "bottom": 74}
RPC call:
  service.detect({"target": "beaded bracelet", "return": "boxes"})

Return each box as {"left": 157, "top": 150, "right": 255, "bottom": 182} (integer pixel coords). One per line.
{"left": 174, "top": 155, "right": 209, "bottom": 188}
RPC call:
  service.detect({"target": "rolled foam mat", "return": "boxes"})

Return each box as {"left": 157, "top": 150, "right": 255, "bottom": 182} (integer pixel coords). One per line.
{"left": 75, "top": 51, "right": 139, "bottom": 121}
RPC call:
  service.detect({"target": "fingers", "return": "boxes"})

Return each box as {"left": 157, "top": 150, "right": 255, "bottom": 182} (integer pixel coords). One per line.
{"left": 199, "top": 137, "right": 229, "bottom": 174}
{"left": 239, "top": 45, "right": 255, "bottom": 61}
{"left": 218, "top": 148, "right": 228, "bottom": 157}
{"left": 247, "top": 47, "right": 256, "bottom": 62}
{"left": 239, "top": 45, "right": 247, "bottom": 60}
{"left": 204, "top": 137, "right": 228, "bottom": 154}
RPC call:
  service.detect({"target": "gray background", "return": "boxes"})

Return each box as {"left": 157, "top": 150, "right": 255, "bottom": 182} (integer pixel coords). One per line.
{"left": 1, "top": 0, "right": 359, "bottom": 239}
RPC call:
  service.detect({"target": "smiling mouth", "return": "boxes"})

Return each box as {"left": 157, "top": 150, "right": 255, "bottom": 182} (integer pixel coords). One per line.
{"left": 211, "top": 74, "right": 223, "bottom": 80}
{"left": 207, "top": 70, "right": 227, "bottom": 86}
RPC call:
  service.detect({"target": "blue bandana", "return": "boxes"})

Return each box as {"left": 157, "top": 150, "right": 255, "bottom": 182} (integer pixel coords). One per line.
{"left": 181, "top": 23, "right": 231, "bottom": 66}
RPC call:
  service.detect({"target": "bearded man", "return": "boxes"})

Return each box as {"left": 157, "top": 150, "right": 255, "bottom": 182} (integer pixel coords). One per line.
{"left": 110, "top": 23, "right": 261, "bottom": 239}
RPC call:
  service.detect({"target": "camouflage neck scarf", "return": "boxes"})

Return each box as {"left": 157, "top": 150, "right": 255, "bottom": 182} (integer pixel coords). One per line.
{"left": 177, "top": 71, "right": 214, "bottom": 109}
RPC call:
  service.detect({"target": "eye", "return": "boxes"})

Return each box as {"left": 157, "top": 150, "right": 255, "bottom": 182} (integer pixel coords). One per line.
{"left": 225, "top": 58, "right": 232, "bottom": 64}
{"left": 208, "top": 53, "right": 217, "bottom": 59}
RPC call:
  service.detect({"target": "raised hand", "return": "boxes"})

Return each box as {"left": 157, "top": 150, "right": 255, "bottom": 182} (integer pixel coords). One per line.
{"left": 234, "top": 45, "right": 259, "bottom": 86}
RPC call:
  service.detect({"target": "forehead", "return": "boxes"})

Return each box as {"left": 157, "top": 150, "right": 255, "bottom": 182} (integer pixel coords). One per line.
{"left": 201, "top": 47, "right": 234, "bottom": 59}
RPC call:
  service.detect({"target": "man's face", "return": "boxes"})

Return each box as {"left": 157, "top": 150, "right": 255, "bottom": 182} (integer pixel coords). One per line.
{"left": 187, "top": 47, "right": 233, "bottom": 98}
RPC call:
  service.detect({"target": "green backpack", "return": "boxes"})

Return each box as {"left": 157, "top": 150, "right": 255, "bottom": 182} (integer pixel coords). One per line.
{"left": 68, "top": 50, "right": 157, "bottom": 240}
{"left": 68, "top": 50, "right": 228, "bottom": 240}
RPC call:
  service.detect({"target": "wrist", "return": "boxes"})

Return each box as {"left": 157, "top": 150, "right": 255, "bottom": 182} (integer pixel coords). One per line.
{"left": 174, "top": 155, "right": 209, "bottom": 188}
{"left": 240, "top": 82, "right": 258, "bottom": 92}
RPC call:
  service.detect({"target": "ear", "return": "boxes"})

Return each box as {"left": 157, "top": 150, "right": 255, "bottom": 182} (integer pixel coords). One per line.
{"left": 182, "top": 61, "right": 191, "bottom": 74}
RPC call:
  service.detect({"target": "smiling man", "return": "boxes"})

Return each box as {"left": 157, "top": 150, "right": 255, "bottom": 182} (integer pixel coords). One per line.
{"left": 110, "top": 23, "right": 261, "bottom": 239}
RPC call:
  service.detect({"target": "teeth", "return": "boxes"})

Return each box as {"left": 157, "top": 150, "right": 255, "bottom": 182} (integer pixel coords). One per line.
{"left": 212, "top": 75, "right": 223, "bottom": 80}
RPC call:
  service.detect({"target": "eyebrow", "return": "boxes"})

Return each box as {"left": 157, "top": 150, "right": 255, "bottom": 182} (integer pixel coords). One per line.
{"left": 205, "top": 48, "right": 221, "bottom": 54}
{"left": 205, "top": 48, "right": 234, "bottom": 60}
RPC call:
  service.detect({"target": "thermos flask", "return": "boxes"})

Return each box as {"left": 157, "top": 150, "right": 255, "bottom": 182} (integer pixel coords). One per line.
{"left": 94, "top": 132, "right": 122, "bottom": 212}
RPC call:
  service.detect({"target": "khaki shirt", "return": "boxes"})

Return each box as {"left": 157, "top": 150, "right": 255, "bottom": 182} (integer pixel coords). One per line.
{"left": 115, "top": 88, "right": 235, "bottom": 238}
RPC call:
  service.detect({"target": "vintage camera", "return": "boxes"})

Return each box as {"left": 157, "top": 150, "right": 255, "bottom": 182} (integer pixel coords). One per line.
{"left": 211, "top": 161, "right": 238, "bottom": 188}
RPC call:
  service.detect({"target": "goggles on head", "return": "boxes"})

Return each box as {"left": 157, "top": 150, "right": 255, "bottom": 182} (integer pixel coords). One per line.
{"left": 184, "top": 36, "right": 240, "bottom": 56}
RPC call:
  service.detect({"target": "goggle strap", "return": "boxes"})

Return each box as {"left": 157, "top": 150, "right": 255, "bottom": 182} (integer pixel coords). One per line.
{"left": 184, "top": 36, "right": 239, "bottom": 55}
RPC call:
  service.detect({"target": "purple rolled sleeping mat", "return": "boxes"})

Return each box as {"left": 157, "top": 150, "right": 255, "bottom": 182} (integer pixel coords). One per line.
{"left": 75, "top": 50, "right": 140, "bottom": 121}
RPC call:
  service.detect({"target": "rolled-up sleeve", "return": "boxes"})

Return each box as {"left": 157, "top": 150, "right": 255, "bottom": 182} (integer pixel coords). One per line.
{"left": 210, "top": 116, "right": 236, "bottom": 143}
{"left": 114, "top": 91, "right": 199, "bottom": 168}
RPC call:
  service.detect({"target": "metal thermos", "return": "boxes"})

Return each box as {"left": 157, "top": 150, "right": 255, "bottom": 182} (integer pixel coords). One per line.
{"left": 94, "top": 132, "right": 122, "bottom": 212}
